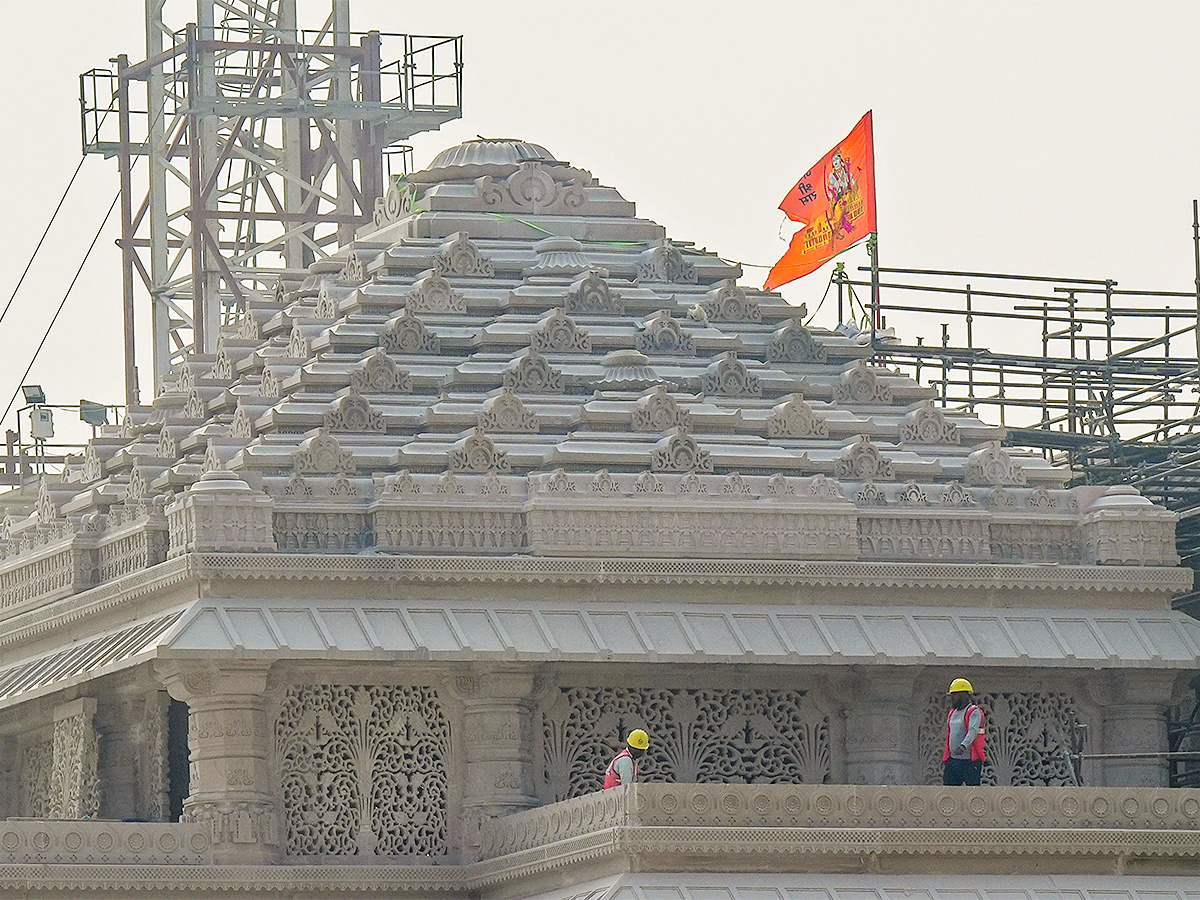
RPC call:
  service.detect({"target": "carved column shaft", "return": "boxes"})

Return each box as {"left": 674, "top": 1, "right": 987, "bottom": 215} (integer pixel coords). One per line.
{"left": 161, "top": 663, "right": 280, "bottom": 864}
{"left": 1102, "top": 704, "right": 1169, "bottom": 787}
{"left": 842, "top": 677, "right": 919, "bottom": 785}
{"left": 458, "top": 670, "right": 538, "bottom": 861}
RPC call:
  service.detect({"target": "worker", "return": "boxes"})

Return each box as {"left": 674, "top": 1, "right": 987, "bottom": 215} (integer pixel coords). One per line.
{"left": 942, "top": 677, "right": 986, "bottom": 786}
{"left": 604, "top": 729, "right": 649, "bottom": 788}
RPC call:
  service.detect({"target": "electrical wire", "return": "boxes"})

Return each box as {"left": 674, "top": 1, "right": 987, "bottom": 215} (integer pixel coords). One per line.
{"left": 0, "top": 190, "right": 122, "bottom": 427}
{"left": 0, "top": 152, "right": 93, "bottom": 330}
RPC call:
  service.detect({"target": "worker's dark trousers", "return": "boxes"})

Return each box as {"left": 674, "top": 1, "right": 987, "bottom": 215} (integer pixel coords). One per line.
{"left": 943, "top": 758, "right": 983, "bottom": 786}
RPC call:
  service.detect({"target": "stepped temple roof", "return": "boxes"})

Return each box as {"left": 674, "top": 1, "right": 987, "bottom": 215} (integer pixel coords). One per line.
{"left": 2, "top": 138, "right": 1184, "bottom": 574}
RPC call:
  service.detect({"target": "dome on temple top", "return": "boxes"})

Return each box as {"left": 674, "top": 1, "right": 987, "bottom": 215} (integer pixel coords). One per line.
{"left": 412, "top": 138, "right": 559, "bottom": 183}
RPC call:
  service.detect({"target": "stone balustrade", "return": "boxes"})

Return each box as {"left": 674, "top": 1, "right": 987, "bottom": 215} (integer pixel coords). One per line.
{"left": 0, "top": 820, "right": 211, "bottom": 864}
{"left": 479, "top": 783, "right": 1200, "bottom": 873}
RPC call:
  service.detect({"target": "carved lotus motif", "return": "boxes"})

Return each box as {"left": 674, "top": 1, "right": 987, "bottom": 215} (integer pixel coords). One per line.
{"left": 677, "top": 472, "right": 707, "bottom": 494}
{"left": 701, "top": 279, "right": 760, "bottom": 322}
{"left": 504, "top": 350, "right": 564, "bottom": 393}
{"left": 384, "top": 470, "right": 420, "bottom": 495}
{"left": 476, "top": 162, "right": 585, "bottom": 214}
{"left": 478, "top": 387, "right": 539, "bottom": 433}
{"left": 635, "top": 309, "right": 694, "bottom": 355}
{"left": 632, "top": 385, "right": 690, "bottom": 432}
{"left": 902, "top": 400, "right": 960, "bottom": 445}
{"left": 768, "top": 393, "right": 827, "bottom": 438}
{"left": 590, "top": 470, "right": 620, "bottom": 494}
{"left": 965, "top": 441, "right": 1027, "bottom": 486}
{"left": 835, "top": 436, "right": 895, "bottom": 480}
{"left": 636, "top": 240, "right": 697, "bottom": 284}
{"left": 381, "top": 308, "right": 440, "bottom": 354}
{"left": 721, "top": 472, "right": 753, "bottom": 495}
{"left": 324, "top": 389, "right": 386, "bottom": 434}
{"left": 701, "top": 352, "right": 761, "bottom": 398}
{"left": 651, "top": 428, "right": 713, "bottom": 473}
{"left": 294, "top": 428, "right": 356, "bottom": 475}
{"left": 448, "top": 427, "right": 511, "bottom": 473}
{"left": 941, "top": 481, "right": 977, "bottom": 506}
{"left": 768, "top": 318, "right": 827, "bottom": 363}
{"left": 350, "top": 348, "right": 413, "bottom": 394}
{"left": 565, "top": 270, "right": 623, "bottom": 315}
{"left": 531, "top": 308, "right": 591, "bottom": 353}
{"left": 434, "top": 232, "right": 494, "bottom": 277}
{"left": 807, "top": 474, "right": 844, "bottom": 501}
{"left": 634, "top": 471, "right": 664, "bottom": 493}
{"left": 835, "top": 360, "right": 893, "bottom": 404}
{"left": 404, "top": 270, "right": 466, "bottom": 315}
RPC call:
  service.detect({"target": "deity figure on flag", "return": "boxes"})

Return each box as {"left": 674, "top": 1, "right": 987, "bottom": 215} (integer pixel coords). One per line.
{"left": 824, "top": 150, "right": 861, "bottom": 242}
{"left": 764, "top": 111, "right": 876, "bottom": 292}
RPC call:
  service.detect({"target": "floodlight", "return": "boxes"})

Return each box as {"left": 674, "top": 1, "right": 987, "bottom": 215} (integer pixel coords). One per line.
{"left": 79, "top": 400, "right": 109, "bottom": 427}
{"left": 20, "top": 385, "right": 45, "bottom": 406}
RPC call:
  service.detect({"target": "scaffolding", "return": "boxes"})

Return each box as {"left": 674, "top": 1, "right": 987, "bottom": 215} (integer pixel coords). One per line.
{"left": 80, "top": 0, "right": 462, "bottom": 405}
{"left": 826, "top": 204, "right": 1200, "bottom": 613}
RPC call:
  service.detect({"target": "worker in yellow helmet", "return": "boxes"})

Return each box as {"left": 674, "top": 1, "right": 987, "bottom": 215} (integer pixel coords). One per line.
{"left": 604, "top": 729, "right": 649, "bottom": 789}
{"left": 943, "top": 677, "right": 986, "bottom": 785}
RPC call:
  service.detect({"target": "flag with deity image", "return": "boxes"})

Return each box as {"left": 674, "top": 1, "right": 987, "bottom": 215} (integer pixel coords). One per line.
{"left": 764, "top": 111, "right": 877, "bottom": 291}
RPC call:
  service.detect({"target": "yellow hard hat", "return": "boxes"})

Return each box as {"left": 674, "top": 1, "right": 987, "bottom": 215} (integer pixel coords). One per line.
{"left": 947, "top": 677, "right": 974, "bottom": 694}
{"left": 626, "top": 729, "right": 650, "bottom": 750}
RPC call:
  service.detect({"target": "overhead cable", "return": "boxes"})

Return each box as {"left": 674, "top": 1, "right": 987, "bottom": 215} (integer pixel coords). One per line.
{"left": 0, "top": 190, "right": 122, "bottom": 426}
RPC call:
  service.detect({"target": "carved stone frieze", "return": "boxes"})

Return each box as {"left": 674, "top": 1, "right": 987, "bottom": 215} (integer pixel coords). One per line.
{"left": 434, "top": 231, "right": 494, "bottom": 277}
{"left": 835, "top": 360, "right": 893, "bottom": 404}
{"left": 49, "top": 699, "right": 100, "bottom": 819}
{"left": 635, "top": 309, "right": 694, "bottom": 355}
{"left": 381, "top": 308, "right": 440, "bottom": 354}
{"left": 476, "top": 161, "right": 585, "bottom": 214}
{"left": 530, "top": 308, "right": 590, "bottom": 352}
{"left": 478, "top": 387, "right": 539, "bottom": 433}
{"left": 859, "top": 513, "right": 991, "bottom": 560}
{"left": 323, "top": 389, "right": 386, "bottom": 434}
{"left": 990, "top": 521, "right": 1081, "bottom": 562}
{"left": 768, "top": 318, "right": 827, "bottom": 363}
{"left": 350, "top": 349, "right": 413, "bottom": 394}
{"left": 700, "top": 351, "right": 761, "bottom": 397}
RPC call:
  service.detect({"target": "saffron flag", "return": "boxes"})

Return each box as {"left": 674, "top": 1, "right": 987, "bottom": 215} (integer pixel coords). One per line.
{"left": 764, "top": 111, "right": 877, "bottom": 291}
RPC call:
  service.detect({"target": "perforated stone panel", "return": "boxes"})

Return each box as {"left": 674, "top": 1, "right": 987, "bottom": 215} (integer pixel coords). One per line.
{"left": 540, "top": 687, "right": 829, "bottom": 801}
{"left": 275, "top": 685, "right": 450, "bottom": 859}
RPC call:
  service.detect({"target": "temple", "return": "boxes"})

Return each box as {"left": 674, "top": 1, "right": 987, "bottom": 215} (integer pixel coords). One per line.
{"left": 0, "top": 138, "right": 1196, "bottom": 896}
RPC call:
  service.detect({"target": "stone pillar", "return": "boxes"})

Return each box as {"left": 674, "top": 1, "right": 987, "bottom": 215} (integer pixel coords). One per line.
{"left": 839, "top": 672, "right": 920, "bottom": 785}
{"left": 1097, "top": 672, "right": 1175, "bottom": 788}
{"left": 160, "top": 662, "right": 280, "bottom": 863}
{"left": 96, "top": 693, "right": 141, "bottom": 822}
{"left": 51, "top": 698, "right": 101, "bottom": 818}
{"left": 454, "top": 668, "right": 539, "bottom": 860}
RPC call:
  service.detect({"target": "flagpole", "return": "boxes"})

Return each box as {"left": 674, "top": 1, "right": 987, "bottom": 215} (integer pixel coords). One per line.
{"left": 868, "top": 232, "right": 880, "bottom": 349}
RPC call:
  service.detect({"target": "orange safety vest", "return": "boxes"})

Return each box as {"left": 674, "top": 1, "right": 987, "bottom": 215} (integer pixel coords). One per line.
{"left": 943, "top": 704, "right": 986, "bottom": 762}
{"left": 604, "top": 747, "right": 638, "bottom": 789}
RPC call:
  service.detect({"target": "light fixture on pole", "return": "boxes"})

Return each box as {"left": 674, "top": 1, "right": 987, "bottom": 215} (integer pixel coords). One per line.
{"left": 20, "top": 385, "right": 46, "bottom": 406}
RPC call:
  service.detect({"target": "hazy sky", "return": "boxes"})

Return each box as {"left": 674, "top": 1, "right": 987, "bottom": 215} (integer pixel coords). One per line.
{"left": 1, "top": 0, "right": 1198, "bottom": 445}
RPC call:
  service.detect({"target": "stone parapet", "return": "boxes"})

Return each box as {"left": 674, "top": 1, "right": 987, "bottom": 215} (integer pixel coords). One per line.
{"left": 0, "top": 820, "right": 211, "bottom": 864}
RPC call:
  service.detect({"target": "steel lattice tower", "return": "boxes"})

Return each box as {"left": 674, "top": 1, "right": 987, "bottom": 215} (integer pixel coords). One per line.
{"left": 82, "top": 0, "right": 462, "bottom": 404}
